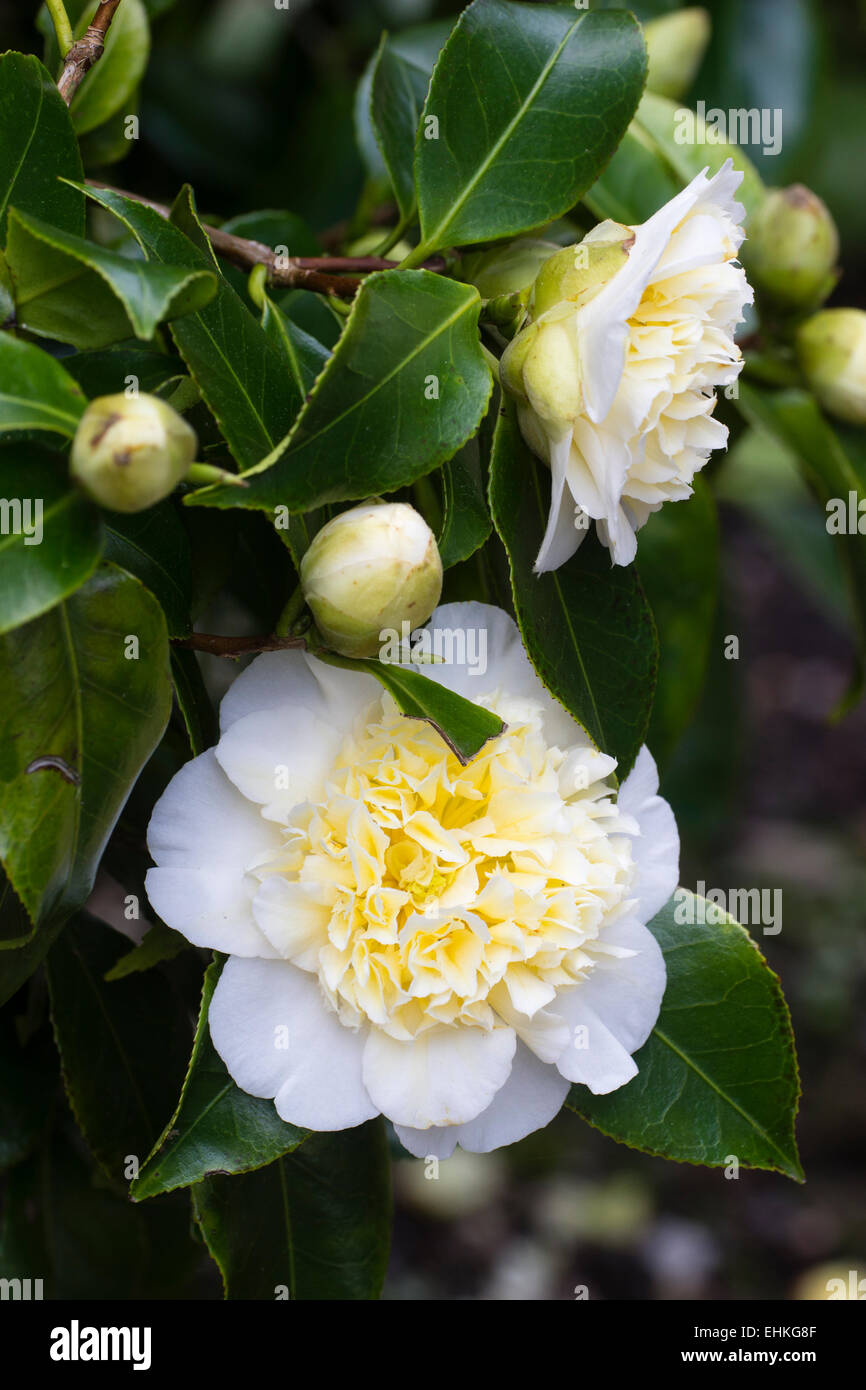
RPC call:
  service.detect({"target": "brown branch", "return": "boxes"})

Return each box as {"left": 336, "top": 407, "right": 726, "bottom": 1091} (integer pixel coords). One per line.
{"left": 58, "top": 0, "right": 123, "bottom": 105}
{"left": 172, "top": 633, "right": 307, "bottom": 658}
{"left": 86, "top": 182, "right": 447, "bottom": 297}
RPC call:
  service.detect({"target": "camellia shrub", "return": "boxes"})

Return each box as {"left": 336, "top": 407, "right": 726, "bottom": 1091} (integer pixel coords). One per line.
{"left": 0, "top": 0, "right": 863, "bottom": 1302}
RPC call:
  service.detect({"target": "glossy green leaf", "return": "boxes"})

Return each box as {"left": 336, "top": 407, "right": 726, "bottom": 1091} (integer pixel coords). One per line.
{"left": 489, "top": 402, "right": 657, "bottom": 775}
{"left": 0, "top": 52, "right": 84, "bottom": 244}
{"left": 6, "top": 209, "right": 218, "bottom": 348}
{"left": 192, "top": 1119, "right": 392, "bottom": 1300}
{"left": 0, "top": 564, "right": 172, "bottom": 931}
{"left": 370, "top": 36, "right": 431, "bottom": 225}
{"left": 103, "top": 501, "right": 193, "bottom": 638}
{"left": 0, "top": 444, "right": 102, "bottom": 635}
{"left": 170, "top": 647, "right": 218, "bottom": 758}
{"left": 62, "top": 0, "right": 150, "bottom": 137}
{"left": 81, "top": 184, "right": 303, "bottom": 470}
{"left": 186, "top": 270, "right": 492, "bottom": 514}
{"left": 409, "top": 0, "right": 647, "bottom": 259}
{"left": 639, "top": 477, "right": 718, "bottom": 768}
{"left": 356, "top": 21, "right": 452, "bottom": 182}
{"left": 103, "top": 920, "right": 190, "bottom": 981}
{"left": 0, "top": 331, "right": 87, "bottom": 437}
{"left": 328, "top": 655, "right": 504, "bottom": 765}
{"left": 438, "top": 438, "right": 491, "bottom": 568}
{"left": 45, "top": 914, "right": 192, "bottom": 1180}
{"left": 131, "top": 958, "right": 306, "bottom": 1201}
{"left": 736, "top": 381, "right": 866, "bottom": 712}
{"left": 567, "top": 891, "right": 803, "bottom": 1181}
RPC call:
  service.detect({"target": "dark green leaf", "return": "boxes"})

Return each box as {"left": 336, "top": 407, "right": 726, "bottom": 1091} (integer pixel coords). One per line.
{"left": 192, "top": 1119, "right": 392, "bottom": 1300}
{"left": 81, "top": 183, "right": 303, "bottom": 470}
{"left": 0, "top": 563, "right": 172, "bottom": 930}
{"left": 410, "top": 0, "right": 647, "bottom": 259}
{"left": 103, "top": 920, "right": 190, "bottom": 981}
{"left": 0, "top": 52, "right": 84, "bottom": 244}
{"left": 438, "top": 438, "right": 491, "bottom": 568}
{"left": 45, "top": 914, "right": 192, "bottom": 1179}
{"left": 330, "top": 655, "right": 504, "bottom": 765}
{"left": 186, "top": 270, "right": 492, "bottom": 515}
{"left": 0, "top": 443, "right": 102, "bottom": 634}
{"left": 489, "top": 401, "right": 657, "bottom": 775}
{"left": 103, "top": 500, "right": 193, "bottom": 637}
{"left": 639, "top": 477, "right": 718, "bottom": 768}
{"left": 62, "top": 346, "right": 187, "bottom": 399}
{"left": 567, "top": 891, "right": 803, "bottom": 1181}
{"left": 170, "top": 646, "right": 218, "bottom": 757}
{"left": 131, "top": 957, "right": 306, "bottom": 1201}
{"left": 370, "top": 36, "right": 431, "bottom": 226}
{"left": 6, "top": 209, "right": 218, "bottom": 348}
{"left": 0, "top": 331, "right": 87, "bottom": 437}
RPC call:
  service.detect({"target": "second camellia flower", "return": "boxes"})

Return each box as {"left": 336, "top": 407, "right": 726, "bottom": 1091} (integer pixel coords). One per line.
{"left": 146, "top": 604, "right": 679, "bottom": 1156}
{"left": 501, "top": 159, "right": 753, "bottom": 572}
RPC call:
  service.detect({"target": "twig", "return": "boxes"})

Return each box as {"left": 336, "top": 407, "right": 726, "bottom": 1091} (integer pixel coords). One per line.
{"left": 86, "top": 182, "right": 447, "bottom": 297}
{"left": 46, "top": 0, "right": 74, "bottom": 57}
{"left": 57, "top": 0, "right": 123, "bottom": 105}
{"left": 172, "top": 633, "right": 307, "bottom": 658}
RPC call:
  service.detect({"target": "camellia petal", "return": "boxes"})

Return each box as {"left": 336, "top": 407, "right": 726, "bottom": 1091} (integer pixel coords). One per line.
{"left": 362, "top": 1022, "right": 517, "bottom": 1129}
{"left": 209, "top": 956, "right": 377, "bottom": 1130}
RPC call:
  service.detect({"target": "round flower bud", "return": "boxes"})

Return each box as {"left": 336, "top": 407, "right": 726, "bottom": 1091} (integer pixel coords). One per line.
{"left": 300, "top": 502, "right": 443, "bottom": 658}
{"left": 70, "top": 393, "right": 198, "bottom": 513}
{"left": 743, "top": 185, "right": 839, "bottom": 311}
{"left": 644, "top": 8, "right": 711, "bottom": 99}
{"left": 797, "top": 308, "right": 866, "bottom": 425}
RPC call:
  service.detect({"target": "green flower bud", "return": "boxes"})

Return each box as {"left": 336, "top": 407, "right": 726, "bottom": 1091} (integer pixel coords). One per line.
{"left": 300, "top": 502, "right": 443, "bottom": 658}
{"left": 462, "top": 238, "right": 560, "bottom": 301}
{"left": 644, "top": 8, "right": 711, "bottom": 100}
{"left": 531, "top": 224, "right": 632, "bottom": 317}
{"left": 797, "top": 308, "right": 866, "bottom": 426}
{"left": 500, "top": 226, "right": 632, "bottom": 431}
{"left": 70, "top": 393, "right": 197, "bottom": 513}
{"left": 743, "top": 185, "right": 839, "bottom": 311}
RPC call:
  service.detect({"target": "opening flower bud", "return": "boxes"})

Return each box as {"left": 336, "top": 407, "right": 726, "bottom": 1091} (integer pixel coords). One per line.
{"left": 300, "top": 502, "right": 443, "bottom": 658}
{"left": 70, "top": 393, "right": 198, "bottom": 513}
{"left": 644, "top": 8, "right": 711, "bottom": 100}
{"left": 530, "top": 225, "right": 633, "bottom": 317}
{"left": 797, "top": 308, "right": 866, "bottom": 425}
{"left": 743, "top": 186, "right": 839, "bottom": 311}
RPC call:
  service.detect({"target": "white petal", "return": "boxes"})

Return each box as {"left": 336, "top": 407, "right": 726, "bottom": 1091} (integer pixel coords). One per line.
{"left": 554, "top": 994, "right": 639, "bottom": 1093}
{"left": 533, "top": 430, "right": 584, "bottom": 575}
{"left": 251, "top": 875, "right": 330, "bottom": 967}
{"left": 220, "top": 649, "right": 380, "bottom": 735}
{"left": 618, "top": 745, "right": 680, "bottom": 920}
{"left": 581, "top": 916, "right": 666, "bottom": 1053}
{"left": 219, "top": 649, "right": 323, "bottom": 733}
{"left": 209, "top": 956, "right": 377, "bottom": 1130}
{"left": 145, "top": 749, "right": 281, "bottom": 956}
{"left": 215, "top": 703, "right": 343, "bottom": 818}
{"left": 147, "top": 748, "right": 280, "bottom": 868}
{"left": 395, "top": 1041, "right": 569, "bottom": 1156}
{"left": 362, "top": 1023, "right": 516, "bottom": 1129}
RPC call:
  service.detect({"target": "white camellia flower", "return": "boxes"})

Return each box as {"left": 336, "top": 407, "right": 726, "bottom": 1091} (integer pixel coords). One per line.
{"left": 501, "top": 159, "right": 754, "bottom": 572}
{"left": 146, "top": 603, "right": 679, "bottom": 1156}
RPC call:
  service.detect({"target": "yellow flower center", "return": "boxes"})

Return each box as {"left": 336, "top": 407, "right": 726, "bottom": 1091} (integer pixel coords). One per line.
{"left": 254, "top": 693, "right": 637, "bottom": 1040}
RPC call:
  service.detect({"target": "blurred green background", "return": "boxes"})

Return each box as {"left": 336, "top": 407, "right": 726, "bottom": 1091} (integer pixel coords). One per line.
{"left": 2, "top": 0, "right": 865, "bottom": 1299}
